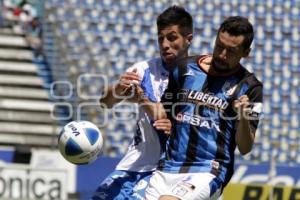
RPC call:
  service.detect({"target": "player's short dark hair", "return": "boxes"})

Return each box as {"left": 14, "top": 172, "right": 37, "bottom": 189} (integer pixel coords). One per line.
{"left": 218, "top": 16, "right": 254, "bottom": 50}
{"left": 157, "top": 5, "right": 193, "bottom": 36}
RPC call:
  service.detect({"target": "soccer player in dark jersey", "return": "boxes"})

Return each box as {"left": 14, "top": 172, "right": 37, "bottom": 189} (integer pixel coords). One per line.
{"left": 137, "top": 16, "right": 263, "bottom": 200}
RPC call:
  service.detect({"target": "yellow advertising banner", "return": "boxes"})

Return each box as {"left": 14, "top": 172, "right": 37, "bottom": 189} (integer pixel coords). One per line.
{"left": 223, "top": 183, "right": 300, "bottom": 200}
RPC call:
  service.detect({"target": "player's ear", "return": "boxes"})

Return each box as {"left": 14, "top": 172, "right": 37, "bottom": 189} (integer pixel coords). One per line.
{"left": 186, "top": 33, "right": 193, "bottom": 45}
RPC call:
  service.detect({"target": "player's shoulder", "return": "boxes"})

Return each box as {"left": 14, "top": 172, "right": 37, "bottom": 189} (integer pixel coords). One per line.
{"left": 126, "top": 58, "right": 159, "bottom": 75}
{"left": 126, "top": 58, "right": 164, "bottom": 80}
{"left": 239, "top": 66, "right": 263, "bottom": 88}
{"left": 168, "top": 55, "right": 205, "bottom": 75}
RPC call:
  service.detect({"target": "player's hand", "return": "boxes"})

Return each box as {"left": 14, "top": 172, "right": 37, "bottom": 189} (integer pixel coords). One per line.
{"left": 115, "top": 69, "right": 140, "bottom": 96}
{"left": 126, "top": 84, "right": 145, "bottom": 103}
{"left": 233, "top": 95, "right": 251, "bottom": 119}
{"left": 153, "top": 119, "right": 172, "bottom": 135}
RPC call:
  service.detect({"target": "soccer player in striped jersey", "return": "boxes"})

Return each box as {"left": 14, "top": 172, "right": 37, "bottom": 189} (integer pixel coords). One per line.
{"left": 142, "top": 16, "right": 263, "bottom": 200}
{"left": 91, "top": 6, "right": 193, "bottom": 200}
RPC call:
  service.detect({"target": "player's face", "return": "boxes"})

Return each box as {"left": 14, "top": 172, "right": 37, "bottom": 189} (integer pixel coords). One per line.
{"left": 158, "top": 25, "right": 190, "bottom": 66}
{"left": 212, "top": 31, "right": 250, "bottom": 73}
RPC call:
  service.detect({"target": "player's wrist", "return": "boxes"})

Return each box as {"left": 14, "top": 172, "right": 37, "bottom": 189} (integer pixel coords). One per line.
{"left": 113, "top": 84, "right": 123, "bottom": 96}
{"left": 137, "top": 90, "right": 147, "bottom": 104}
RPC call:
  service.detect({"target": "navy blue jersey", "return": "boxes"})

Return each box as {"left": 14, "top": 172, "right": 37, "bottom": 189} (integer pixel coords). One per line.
{"left": 159, "top": 55, "right": 263, "bottom": 186}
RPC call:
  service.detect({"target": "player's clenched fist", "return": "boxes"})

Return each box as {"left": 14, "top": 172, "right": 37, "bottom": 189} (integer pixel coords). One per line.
{"left": 233, "top": 95, "right": 251, "bottom": 119}
{"left": 153, "top": 118, "right": 172, "bottom": 135}
{"left": 115, "top": 68, "right": 140, "bottom": 96}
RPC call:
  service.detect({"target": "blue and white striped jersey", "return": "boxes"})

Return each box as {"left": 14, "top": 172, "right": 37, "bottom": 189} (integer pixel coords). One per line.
{"left": 116, "top": 58, "right": 169, "bottom": 172}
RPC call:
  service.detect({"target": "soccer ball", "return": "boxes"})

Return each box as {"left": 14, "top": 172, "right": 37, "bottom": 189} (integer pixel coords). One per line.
{"left": 58, "top": 121, "right": 103, "bottom": 164}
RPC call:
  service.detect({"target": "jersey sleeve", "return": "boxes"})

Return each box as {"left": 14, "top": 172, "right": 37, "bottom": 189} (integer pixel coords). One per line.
{"left": 246, "top": 85, "right": 263, "bottom": 133}
{"left": 125, "top": 62, "right": 146, "bottom": 85}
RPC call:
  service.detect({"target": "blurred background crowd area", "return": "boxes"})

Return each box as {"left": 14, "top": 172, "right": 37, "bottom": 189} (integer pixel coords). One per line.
{"left": 0, "top": 0, "right": 299, "bottom": 166}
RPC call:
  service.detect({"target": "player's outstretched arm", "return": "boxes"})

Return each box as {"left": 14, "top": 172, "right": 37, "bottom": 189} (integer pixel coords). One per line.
{"left": 99, "top": 70, "right": 140, "bottom": 108}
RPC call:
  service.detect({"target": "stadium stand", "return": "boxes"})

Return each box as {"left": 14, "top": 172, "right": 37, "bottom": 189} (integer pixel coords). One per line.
{"left": 39, "top": 0, "right": 300, "bottom": 165}
{"left": 0, "top": 1, "right": 299, "bottom": 199}
{"left": 0, "top": 24, "right": 65, "bottom": 147}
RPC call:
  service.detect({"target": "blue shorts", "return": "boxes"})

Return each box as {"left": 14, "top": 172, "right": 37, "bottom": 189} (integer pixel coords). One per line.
{"left": 91, "top": 170, "right": 153, "bottom": 200}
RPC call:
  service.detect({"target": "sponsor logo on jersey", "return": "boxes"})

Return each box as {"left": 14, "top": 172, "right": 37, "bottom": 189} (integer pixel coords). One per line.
{"left": 187, "top": 90, "right": 229, "bottom": 111}
{"left": 176, "top": 112, "right": 221, "bottom": 132}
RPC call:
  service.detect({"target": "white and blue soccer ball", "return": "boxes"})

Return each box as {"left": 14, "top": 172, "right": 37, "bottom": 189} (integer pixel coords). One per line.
{"left": 58, "top": 121, "right": 103, "bottom": 164}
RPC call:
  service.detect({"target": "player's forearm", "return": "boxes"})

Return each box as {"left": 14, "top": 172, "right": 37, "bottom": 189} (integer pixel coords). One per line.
{"left": 235, "top": 118, "right": 255, "bottom": 155}
{"left": 132, "top": 85, "right": 167, "bottom": 120}
{"left": 138, "top": 98, "right": 167, "bottom": 120}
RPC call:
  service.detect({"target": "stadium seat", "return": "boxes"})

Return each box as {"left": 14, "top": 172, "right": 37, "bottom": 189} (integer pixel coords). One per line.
{"left": 0, "top": 48, "right": 34, "bottom": 61}
{"left": 238, "top": 2, "right": 249, "bottom": 15}
{"left": 0, "top": 86, "right": 49, "bottom": 99}
{"left": 291, "top": 27, "right": 300, "bottom": 48}
{"left": 281, "top": 16, "right": 292, "bottom": 34}
{"left": 0, "top": 134, "right": 58, "bottom": 147}
{"left": 272, "top": 27, "right": 283, "bottom": 47}
{"left": 0, "top": 34, "right": 28, "bottom": 47}
{"left": 0, "top": 122, "right": 61, "bottom": 135}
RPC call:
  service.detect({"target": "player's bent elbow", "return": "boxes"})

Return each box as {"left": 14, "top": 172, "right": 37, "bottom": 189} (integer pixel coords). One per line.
{"left": 99, "top": 98, "right": 114, "bottom": 109}
{"left": 238, "top": 146, "right": 252, "bottom": 156}
{"left": 239, "top": 150, "right": 250, "bottom": 156}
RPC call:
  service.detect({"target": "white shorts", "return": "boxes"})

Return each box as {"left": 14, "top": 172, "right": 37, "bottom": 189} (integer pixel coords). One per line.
{"left": 145, "top": 171, "right": 222, "bottom": 200}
